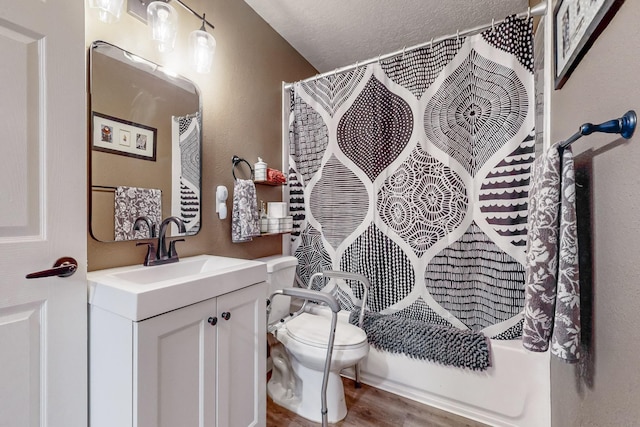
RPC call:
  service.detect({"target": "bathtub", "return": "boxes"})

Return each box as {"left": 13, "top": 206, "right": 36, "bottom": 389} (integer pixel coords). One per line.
{"left": 305, "top": 305, "right": 550, "bottom": 427}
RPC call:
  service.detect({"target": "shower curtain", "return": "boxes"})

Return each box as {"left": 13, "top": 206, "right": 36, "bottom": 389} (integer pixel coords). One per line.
{"left": 288, "top": 16, "right": 534, "bottom": 340}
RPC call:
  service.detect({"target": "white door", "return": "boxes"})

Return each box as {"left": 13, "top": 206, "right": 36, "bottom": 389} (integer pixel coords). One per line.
{"left": 0, "top": 1, "right": 86, "bottom": 426}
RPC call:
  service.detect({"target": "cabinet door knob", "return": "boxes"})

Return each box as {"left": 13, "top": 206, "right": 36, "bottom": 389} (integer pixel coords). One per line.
{"left": 207, "top": 316, "right": 218, "bottom": 326}
{"left": 221, "top": 312, "right": 231, "bottom": 321}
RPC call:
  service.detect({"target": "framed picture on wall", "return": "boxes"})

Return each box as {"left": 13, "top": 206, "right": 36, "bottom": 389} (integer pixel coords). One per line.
{"left": 554, "top": 0, "right": 624, "bottom": 89}
{"left": 92, "top": 112, "right": 157, "bottom": 161}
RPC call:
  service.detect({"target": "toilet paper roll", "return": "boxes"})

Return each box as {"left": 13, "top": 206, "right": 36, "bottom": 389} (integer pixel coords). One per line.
{"left": 267, "top": 202, "right": 287, "bottom": 218}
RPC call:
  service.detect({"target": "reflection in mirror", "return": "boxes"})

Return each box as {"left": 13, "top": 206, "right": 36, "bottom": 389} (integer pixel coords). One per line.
{"left": 89, "top": 40, "right": 201, "bottom": 242}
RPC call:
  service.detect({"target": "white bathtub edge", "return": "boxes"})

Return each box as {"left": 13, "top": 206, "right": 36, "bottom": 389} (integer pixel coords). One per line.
{"left": 348, "top": 341, "right": 550, "bottom": 427}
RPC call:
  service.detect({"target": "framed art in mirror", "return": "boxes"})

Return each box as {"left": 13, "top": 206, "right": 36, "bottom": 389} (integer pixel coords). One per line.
{"left": 92, "top": 112, "right": 157, "bottom": 161}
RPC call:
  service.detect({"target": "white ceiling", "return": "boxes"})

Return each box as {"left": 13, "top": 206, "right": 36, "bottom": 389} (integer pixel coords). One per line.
{"left": 244, "top": 0, "right": 528, "bottom": 73}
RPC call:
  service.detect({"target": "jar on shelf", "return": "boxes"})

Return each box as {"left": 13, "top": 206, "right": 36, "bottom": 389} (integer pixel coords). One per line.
{"left": 254, "top": 157, "right": 267, "bottom": 181}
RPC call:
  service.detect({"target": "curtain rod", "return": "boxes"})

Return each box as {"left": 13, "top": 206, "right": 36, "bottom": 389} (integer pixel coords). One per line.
{"left": 284, "top": 1, "right": 546, "bottom": 90}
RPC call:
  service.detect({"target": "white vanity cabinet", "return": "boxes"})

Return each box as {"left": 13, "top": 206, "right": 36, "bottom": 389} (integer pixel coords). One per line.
{"left": 87, "top": 255, "right": 268, "bottom": 427}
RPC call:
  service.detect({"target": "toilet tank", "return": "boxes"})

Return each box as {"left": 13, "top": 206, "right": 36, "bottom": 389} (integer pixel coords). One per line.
{"left": 256, "top": 255, "right": 298, "bottom": 323}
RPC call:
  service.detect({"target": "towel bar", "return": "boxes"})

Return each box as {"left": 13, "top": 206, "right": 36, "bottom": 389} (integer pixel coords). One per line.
{"left": 560, "top": 110, "right": 637, "bottom": 149}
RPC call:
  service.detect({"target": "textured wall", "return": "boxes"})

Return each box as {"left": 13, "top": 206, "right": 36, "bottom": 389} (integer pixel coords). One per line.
{"left": 86, "top": 1, "right": 316, "bottom": 271}
{"left": 548, "top": 1, "right": 640, "bottom": 425}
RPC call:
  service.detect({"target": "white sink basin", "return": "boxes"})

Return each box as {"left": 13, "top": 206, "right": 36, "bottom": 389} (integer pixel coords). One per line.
{"left": 88, "top": 255, "right": 267, "bottom": 321}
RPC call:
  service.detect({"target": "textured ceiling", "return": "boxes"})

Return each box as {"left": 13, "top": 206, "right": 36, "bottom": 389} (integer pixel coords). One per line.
{"left": 244, "top": 0, "right": 528, "bottom": 73}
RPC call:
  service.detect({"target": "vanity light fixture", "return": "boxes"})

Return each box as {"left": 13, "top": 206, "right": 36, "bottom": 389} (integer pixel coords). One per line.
{"left": 189, "top": 14, "right": 216, "bottom": 74}
{"left": 125, "top": 0, "right": 217, "bottom": 73}
{"left": 89, "top": 0, "right": 126, "bottom": 23}
{"left": 147, "top": 1, "right": 178, "bottom": 53}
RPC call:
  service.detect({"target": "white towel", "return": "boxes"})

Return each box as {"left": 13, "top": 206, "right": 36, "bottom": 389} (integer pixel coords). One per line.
{"left": 522, "top": 142, "right": 580, "bottom": 363}
{"left": 114, "top": 186, "right": 162, "bottom": 241}
{"left": 231, "top": 179, "right": 260, "bottom": 243}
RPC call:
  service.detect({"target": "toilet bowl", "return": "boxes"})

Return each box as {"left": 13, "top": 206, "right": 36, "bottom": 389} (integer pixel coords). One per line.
{"left": 259, "top": 255, "right": 369, "bottom": 424}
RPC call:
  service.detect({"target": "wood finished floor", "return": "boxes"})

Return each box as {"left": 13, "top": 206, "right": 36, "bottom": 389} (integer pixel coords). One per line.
{"left": 267, "top": 377, "right": 490, "bottom": 427}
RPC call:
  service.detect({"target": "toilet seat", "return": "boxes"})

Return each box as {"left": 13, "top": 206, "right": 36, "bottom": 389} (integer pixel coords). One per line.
{"left": 285, "top": 312, "right": 367, "bottom": 349}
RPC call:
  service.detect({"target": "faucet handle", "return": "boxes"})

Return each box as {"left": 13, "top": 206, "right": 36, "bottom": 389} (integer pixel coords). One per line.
{"left": 136, "top": 241, "right": 157, "bottom": 266}
{"left": 168, "top": 238, "right": 185, "bottom": 259}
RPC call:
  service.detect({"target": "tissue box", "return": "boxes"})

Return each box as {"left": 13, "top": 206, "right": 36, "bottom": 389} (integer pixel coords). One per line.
{"left": 260, "top": 216, "right": 293, "bottom": 234}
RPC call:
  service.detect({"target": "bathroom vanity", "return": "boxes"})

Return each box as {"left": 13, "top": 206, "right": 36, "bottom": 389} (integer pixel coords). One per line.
{"left": 87, "top": 255, "right": 267, "bottom": 427}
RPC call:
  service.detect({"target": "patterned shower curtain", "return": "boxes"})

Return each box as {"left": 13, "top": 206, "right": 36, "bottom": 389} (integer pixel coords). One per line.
{"left": 288, "top": 16, "right": 534, "bottom": 340}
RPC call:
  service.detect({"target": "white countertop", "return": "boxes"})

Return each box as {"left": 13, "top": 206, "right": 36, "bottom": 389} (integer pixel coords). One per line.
{"left": 87, "top": 255, "right": 267, "bottom": 321}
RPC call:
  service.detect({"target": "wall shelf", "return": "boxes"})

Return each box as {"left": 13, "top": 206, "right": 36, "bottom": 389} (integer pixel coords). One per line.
{"left": 256, "top": 231, "right": 291, "bottom": 237}
{"left": 254, "top": 180, "right": 286, "bottom": 186}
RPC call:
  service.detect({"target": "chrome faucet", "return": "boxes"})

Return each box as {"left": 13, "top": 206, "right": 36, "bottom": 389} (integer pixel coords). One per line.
{"left": 136, "top": 216, "right": 186, "bottom": 266}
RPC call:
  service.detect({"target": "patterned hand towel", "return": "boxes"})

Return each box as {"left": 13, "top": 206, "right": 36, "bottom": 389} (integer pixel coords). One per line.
{"left": 114, "top": 186, "right": 162, "bottom": 241}
{"left": 523, "top": 142, "right": 580, "bottom": 362}
{"left": 231, "top": 179, "right": 260, "bottom": 243}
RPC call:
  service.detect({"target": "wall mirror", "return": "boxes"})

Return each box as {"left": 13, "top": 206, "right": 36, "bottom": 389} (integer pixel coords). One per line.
{"left": 89, "top": 40, "right": 201, "bottom": 242}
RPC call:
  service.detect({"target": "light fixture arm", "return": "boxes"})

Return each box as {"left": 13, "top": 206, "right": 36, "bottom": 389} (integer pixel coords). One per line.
{"left": 199, "top": 13, "right": 207, "bottom": 32}
{"left": 129, "top": 0, "right": 214, "bottom": 30}
{"left": 171, "top": 0, "right": 215, "bottom": 30}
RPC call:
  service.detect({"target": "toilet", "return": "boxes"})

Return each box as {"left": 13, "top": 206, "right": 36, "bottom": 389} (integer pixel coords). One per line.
{"left": 258, "top": 255, "right": 369, "bottom": 424}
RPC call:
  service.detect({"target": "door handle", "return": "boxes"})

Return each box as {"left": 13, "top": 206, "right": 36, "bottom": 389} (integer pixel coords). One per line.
{"left": 26, "top": 257, "right": 78, "bottom": 279}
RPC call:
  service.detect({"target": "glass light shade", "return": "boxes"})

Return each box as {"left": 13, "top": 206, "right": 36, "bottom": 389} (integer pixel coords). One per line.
{"left": 89, "top": 0, "right": 125, "bottom": 24}
{"left": 189, "top": 29, "right": 216, "bottom": 74}
{"left": 147, "top": 1, "right": 178, "bottom": 53}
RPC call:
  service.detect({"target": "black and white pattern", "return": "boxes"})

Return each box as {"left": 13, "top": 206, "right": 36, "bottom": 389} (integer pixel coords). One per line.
{"left": 340, "top": 224, "right": 415, "bottom": 313}
{"left": 289, "top": 17, "right": 534, "bottom": 350}
{"left": 300, "top": 67, "right": 368, "bottom": 117}
{"left": 333, "top": 286, "right": 358, "bottom": 311}
{"left": 173, "top": 114, "right": 201, "bottom": 233}
{"left": 309, "top": 154, "right": 369, "bottom": 249}
{"left": 294, "top": 224, "right": 332, "bottom": 289}
{"left": 338, "top": 76, "right": 413, "bottom": 182}
{"left": 479, "top": 129, "right": 535, "bottom": 248}
{"left": 380, "top": 38, "right": 465, "bottom": 99}
{"left": 393, "top": 297, "right": 454, "bottom": 327}
{"left": 482, "top": 15, "right": 534, "bottom": 73}
{"left": 378, "top": 145, "right": 468, "bottom": 256}
{"left": 289, "top": 96, "right": 329, "bottom": 186}
{"left": 491, "top": 319, "right": 524, "bottom": 340}
{"left": 350, "top": 309, "right": 491, "bottom": 371}
{"left": 288, "top": 167, "right": 305, "bottom": 240}
{"left": 424, "top": 222, "right": 526, "bottom": 331}
{"left": 424, "top": 49, "right": 529, "bottom": 176}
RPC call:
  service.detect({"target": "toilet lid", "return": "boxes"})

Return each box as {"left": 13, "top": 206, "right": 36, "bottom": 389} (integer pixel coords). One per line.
{"left": 285, "top": 313, "right": 367, "bottom": 349}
